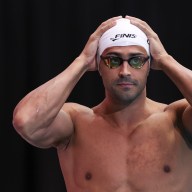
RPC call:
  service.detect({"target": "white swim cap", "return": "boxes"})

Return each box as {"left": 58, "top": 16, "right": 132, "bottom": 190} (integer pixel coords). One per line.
{"left": 97, "top": 18, "right": 150, "bottom": 63}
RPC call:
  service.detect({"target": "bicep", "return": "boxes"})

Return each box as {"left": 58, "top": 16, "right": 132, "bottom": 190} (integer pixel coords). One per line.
{"left": 178, "top": 105, "right": 192, "bottom": 149}
{"left": 169, "top": 99, "right": 192, "bottom": 133}
{"left": 167, "top": 99, "right": 192, "bottom": 134}
{"left": 28, "top": 109, "right": 74, "bottom": 149}
{"left": 182, "top": 106, "right": 192, "bottom": 134}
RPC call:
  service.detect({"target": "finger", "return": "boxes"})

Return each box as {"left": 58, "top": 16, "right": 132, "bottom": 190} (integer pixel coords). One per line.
{"left": 94, "top": 16, "right": 122, "bottom": 37}
{"left": 125, "top": 15, "right": 155, "bottom": 37}
{"left": 125, "top": 15, "right": 144, "bottom": 24}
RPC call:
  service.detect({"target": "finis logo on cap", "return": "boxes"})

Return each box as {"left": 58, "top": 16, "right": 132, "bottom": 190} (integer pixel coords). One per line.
{"left": 110, "top": 33, "right": 137, "bottom": 42}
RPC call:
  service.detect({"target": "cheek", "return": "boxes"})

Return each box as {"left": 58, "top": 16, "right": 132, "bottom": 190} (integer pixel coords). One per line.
{"left": 101, "top": 75, "right": 110, "bottom": 88}
{"left": 138, "top": 71, "right": 149, "bottom": 87}
{"left": 101, "top": 71, "right": 115, "bottom": 88}
{"left": 131, "top": 69, "right": 149, "bottom": 88}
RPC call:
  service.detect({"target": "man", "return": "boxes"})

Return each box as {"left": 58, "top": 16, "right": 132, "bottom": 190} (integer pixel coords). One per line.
{"left": 12, "top": 15, "right": 192, "bottom": 191}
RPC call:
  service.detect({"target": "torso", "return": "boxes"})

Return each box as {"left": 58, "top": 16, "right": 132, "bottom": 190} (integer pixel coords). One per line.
{"left": 57, "top": 100, "right": 192, "bottom": 192}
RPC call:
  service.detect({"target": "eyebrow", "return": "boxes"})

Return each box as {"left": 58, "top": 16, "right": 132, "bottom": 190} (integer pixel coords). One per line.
{"left": 105, "top": 52, "right": 146, "bottom": 57}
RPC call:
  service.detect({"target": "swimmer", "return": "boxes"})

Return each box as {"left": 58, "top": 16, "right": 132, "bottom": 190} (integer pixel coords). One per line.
{"left": 12, "top": 16, "right": 192, "bottom": 192}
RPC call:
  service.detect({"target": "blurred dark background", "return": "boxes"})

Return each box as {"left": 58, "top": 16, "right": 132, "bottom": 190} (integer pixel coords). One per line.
{"left": 1, "top": 0, "right": 191, "bottom": 191}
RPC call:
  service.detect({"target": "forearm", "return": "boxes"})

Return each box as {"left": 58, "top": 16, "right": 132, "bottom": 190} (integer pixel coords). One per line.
{"left": 12, "top": 16, "right": 122, "bottom": 138}
{"left": 13, "top": 56, "right": 88, "bottom": 132}
{"left": 160, "top": 55, "right": 192, "bottom": 105}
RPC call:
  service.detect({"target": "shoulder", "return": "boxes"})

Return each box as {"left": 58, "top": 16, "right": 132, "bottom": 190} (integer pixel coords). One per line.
{"left": 146, "top": 98, "right": 167, "bottom": 113}
{"left": 164, "top": 99, "right": 189, "bottom": 115}
{"left": 157, "top": 98, "right": 189, "bottom": 124}
{"left": 146, "top": 98, "right": 185, "bottom": 124}
{"left": 147, "top": 98, "right": 188, "bottom": 113}
{"left": 62, "top": 102, "right": 94, "bottom": 119}
{"left": 165, "top": 99, "right": 192, "bottom": 148}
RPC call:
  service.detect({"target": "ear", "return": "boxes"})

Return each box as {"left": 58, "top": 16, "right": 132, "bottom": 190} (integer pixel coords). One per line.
{"left": 147, "top": 64, "right": 150, "bottom": 76}
{"left": 97, "top": 62, "right": 102, "bottom": 76}
{"left": 96, "top": 53, "right": 102, "bottom": 76}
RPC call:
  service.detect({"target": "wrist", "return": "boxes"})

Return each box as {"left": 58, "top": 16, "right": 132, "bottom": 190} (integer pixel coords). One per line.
{"left": 157, "top": 54, "right": 173, "bottom": 70}
{"left": 75, "top": 55, "right": 90, "bottom": 71}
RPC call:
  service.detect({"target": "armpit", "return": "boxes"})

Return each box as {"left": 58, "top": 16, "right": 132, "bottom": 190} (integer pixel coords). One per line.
{"left": 53, "top": 136, "right": 72, "bottom": 150}
{"left": 180, "top": 126, "right": 192, "bottom": 149}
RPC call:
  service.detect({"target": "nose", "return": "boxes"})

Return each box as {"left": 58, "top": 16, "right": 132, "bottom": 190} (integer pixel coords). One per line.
{"left": 118, "top": 61, "right": 131, "bottom": 77}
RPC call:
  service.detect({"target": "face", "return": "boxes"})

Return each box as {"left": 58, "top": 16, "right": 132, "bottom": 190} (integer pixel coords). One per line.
{"left": 99, "top": 45, "right": 150, "bottom": 105}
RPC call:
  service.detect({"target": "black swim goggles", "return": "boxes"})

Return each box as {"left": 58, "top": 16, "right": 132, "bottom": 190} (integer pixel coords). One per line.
{"left": 100, "top": 55, "right": 150, "bottom": 69}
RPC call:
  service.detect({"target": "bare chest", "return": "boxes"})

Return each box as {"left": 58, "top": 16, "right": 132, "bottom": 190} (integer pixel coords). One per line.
{"left": 59, "top": 118, "right": 192, "bottom": 191}
{"left": 76, "top": 122, "right": 179, "bottom": 173}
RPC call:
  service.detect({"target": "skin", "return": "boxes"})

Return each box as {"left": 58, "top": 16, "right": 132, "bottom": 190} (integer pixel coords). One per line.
{"left": 12, "top": 15, "right": 192, "bottom": 192}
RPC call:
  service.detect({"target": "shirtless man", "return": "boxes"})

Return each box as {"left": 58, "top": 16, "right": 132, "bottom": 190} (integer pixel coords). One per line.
{"left": 12, "top": 15, "right": 192, "bottom": 191}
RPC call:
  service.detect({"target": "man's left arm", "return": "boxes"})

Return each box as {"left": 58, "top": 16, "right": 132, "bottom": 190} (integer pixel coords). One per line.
{"left": 126, "top": 15, "right": 192, "bottom": 133}
{"left": 159, "top": 55, "right": 192, "bottom": 133}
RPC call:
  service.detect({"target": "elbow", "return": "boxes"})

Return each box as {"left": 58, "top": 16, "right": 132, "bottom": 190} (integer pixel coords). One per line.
{"left": 12, "top": 108, "right": 31, "bottom": 136}
{"left": 12, "top": 108, "right": 52, "bottom": 148}
{"left": 12, "top": 111, "right": 40, "bottom": 147}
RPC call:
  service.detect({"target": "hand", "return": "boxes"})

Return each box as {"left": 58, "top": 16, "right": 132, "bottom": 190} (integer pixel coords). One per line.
{"left": 125, "top": 15, "right": 168, "bottom": 70}
{"left": 79, "top": 16, "right": 122, "bottom": 71}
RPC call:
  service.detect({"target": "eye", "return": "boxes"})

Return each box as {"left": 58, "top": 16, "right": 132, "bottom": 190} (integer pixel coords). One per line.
{"left": 129, "top": 56, "right": 145, "bottom": 68}
{"left": 109, "top": 57, "right": 121, "bottom": 68}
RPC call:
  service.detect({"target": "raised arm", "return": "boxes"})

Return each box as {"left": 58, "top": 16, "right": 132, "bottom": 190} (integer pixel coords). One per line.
{"left": 12, "top": 16, "right": 122, "bottom": 148}
{"left": 126, "top": 15, "right": 192, "bottom": 134}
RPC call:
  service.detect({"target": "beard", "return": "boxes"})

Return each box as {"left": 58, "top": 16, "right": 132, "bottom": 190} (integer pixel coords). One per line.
{"left": 106, "top": 76, "right": 147, "bottom": 106}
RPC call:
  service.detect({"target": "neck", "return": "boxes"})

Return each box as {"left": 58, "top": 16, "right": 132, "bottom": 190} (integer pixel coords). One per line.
{"left": 97, "top": 90, "right": 150, "bottom": 127}
{"left": 104, "top": 88, "right": 147, "bottom": 112}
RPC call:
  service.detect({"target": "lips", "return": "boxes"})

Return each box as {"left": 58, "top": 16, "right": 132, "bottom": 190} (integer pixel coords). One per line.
{"left": 115, "top": 78, "right": 137, "bottom": 88}
{"left": 118, "top": 82, "right": 134, "bottom": 85}
{"left": 117, "top": 82, "right": 135, "bottom": 88}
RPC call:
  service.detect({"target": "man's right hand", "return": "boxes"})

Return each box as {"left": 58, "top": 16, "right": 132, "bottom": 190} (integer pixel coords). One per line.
{"left": 79, "top": 16, "right": 122, "bottom": 71}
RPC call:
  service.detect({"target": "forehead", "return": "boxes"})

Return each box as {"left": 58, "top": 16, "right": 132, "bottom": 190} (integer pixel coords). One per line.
{"left": 102, "top": 45, "right": 147, "bottom": 56}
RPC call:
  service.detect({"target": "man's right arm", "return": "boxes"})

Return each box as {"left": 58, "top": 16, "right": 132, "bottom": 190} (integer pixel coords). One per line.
{"left": 12, "top": 16, "right": 122, "bottom": 149}
{"left": 12, "top": 56, "right": 89, "bottom": 148}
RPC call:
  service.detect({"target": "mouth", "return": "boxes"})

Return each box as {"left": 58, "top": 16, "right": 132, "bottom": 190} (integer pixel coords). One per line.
{"left": 117, "top": 82, "right": 135, "bottom": 88}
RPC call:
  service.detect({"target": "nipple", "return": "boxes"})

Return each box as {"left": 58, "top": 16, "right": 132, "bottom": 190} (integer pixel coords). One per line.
{"left": 85, "top": 172, "right": 92, "bottom": 180}
{"left": 163, "top": 165, "right": 171, "bottom": 173}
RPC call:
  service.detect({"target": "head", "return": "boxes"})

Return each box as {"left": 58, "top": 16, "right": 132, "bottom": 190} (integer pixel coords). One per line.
{"left": 97, "top": 18, "right": 150, "bottom": 105}
{"left": 97, "top": 18, "right": 150, "bottom": 67}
